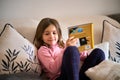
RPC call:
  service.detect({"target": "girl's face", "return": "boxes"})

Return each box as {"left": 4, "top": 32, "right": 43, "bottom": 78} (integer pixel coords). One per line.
{"left": 42, "top": 24, "right": 59, "bottom": 46}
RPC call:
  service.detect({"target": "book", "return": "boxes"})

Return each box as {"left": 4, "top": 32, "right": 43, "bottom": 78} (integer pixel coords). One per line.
{"left": 68, "top": 23, "right": 94, "bottom": 52}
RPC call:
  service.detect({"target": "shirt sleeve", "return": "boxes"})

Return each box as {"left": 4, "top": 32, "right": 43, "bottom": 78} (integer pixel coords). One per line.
{"left": 37, "top": 46, "right": 63, "bottom": 74}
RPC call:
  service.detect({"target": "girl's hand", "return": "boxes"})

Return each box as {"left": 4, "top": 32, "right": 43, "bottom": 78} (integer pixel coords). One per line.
{"left": 80, "top": 51, "right": 88, "bottom": 61}
{"left": 66, "top": 36, "right": 78, "bottom": 47}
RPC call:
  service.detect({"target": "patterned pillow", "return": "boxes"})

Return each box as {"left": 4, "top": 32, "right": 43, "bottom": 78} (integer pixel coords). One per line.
{"left": 0, "top": 23, "right": 41, "bottom": 75}
{"left": 102, "top": 20, "right": 120, "bottom": 63}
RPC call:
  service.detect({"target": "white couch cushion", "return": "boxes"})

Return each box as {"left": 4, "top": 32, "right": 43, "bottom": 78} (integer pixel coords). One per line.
{"left": 85, "top": 60, "right": 120, "bottom": 80}
{"left": 0, "top": 23, "right": 41, "bottom": 75}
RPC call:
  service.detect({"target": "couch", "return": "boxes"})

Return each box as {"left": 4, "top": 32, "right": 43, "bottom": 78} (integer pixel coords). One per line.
{"left": 0, "top": 15, "right": 120, "bottom": 80}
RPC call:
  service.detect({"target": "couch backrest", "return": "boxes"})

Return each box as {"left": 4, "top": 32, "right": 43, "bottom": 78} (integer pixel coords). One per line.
{"left": 0, "top": 16, "right": 119, "bottom": 44}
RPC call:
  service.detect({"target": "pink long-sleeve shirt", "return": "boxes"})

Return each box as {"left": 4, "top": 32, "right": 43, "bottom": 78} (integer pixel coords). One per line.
{"left": 37, "top": 45, "right": 88, "bottom": 80}
{"left": 37, "top": 44, "right": 65, "bottom": 80}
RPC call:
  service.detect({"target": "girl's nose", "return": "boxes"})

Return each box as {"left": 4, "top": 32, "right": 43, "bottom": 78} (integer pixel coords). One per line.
{"left": 50, "top": 33, "right": 54, "bottom": 38}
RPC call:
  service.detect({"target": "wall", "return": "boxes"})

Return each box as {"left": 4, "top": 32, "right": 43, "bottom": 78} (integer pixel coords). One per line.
{"left": 0, "top": 0, "right": 120, "bottom": 44}
{"left": 0, "top": 0, "right": 120, "bottom": 19}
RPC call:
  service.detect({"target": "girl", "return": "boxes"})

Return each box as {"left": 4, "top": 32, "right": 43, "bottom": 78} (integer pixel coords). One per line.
{"left": 33, "top": 18, "right": 105, "bottom": 80}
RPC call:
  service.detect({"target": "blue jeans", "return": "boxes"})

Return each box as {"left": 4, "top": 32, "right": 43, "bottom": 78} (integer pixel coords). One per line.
{"left": 56, "top": 46, "right": 105, "bottom": 80}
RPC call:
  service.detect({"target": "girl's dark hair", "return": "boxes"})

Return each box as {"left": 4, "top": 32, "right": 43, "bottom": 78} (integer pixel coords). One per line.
{"left": 33, "top": 18, "right": 65, "bottom": 49}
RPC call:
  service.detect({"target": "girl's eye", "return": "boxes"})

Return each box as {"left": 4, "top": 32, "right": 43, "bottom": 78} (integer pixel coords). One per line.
{"left": 44, "top": 32, "right": 49, "bottom": 35}
{"left": 53, "top": 32, "right": 57, "bottom": 34}
{"left": 43, "top": 31, "right": 57, "bottom": 35}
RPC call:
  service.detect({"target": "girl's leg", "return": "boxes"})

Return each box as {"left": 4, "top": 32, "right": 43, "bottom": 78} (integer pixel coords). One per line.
{"left": 56, "top": 46, "right": 80, "bottom": 80}
{"left": 79, "top": 48, "right": 105, "bottom": 80}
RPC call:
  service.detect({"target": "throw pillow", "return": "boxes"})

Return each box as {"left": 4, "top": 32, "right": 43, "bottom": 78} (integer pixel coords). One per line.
{"left": 80, "top": 42, "right": 109, "bottom": 68}
{"left": 0, "top": 23, "right": 41, "bottom": 75}
{"left": 87, "top": 42, "right": 109, "bottom": 60}
{"left": 94, "top": 42, "right": 109, "bottom": 60}
{"left": 102, "top": 20, "right": 120, "bottom": 63}
{"left": 85, "top": 60, "right": 120, "bottom": 80}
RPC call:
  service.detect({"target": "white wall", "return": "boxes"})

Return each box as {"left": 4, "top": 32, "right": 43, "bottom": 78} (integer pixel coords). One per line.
{"left": 0, "top": 0, "right": 120, "bottom": 19}
{"left": 0, "top": 0, "right": 120, "bottom": 44}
